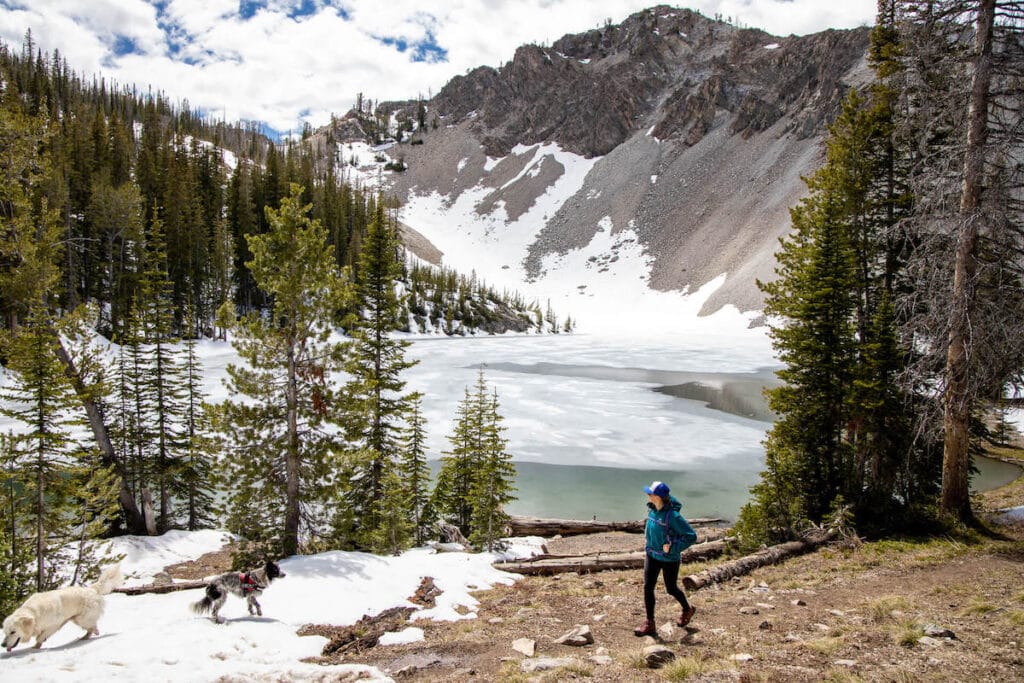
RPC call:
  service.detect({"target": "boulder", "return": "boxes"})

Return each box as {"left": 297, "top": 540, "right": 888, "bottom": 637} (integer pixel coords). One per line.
{"left": 554, "top": 625, "right": 593, "bottom": 647}
{"left": 642, "top": 644, "right": 676, "bottom": 668}
{"left": 511, "top": 638, "right": 536, "bottom": 657}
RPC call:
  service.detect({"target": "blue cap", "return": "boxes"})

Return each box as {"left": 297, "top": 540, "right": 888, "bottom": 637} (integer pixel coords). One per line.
{"left": 643, "top": 481, "right": 670, "bottom": 498}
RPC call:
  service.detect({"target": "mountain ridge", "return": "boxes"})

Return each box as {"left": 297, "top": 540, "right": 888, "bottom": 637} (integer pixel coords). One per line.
{"left": 361, "top": 6, "right": 872, "bottom": 318}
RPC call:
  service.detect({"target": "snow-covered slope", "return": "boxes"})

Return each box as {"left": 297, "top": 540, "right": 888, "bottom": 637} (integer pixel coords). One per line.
{"left": 374, "top": 8, "right": 871, "bottom": 330}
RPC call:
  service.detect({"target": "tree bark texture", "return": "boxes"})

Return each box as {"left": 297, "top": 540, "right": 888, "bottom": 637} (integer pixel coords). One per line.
{"left": 941, "top": 0, "right": 995, "bottom": 521}
{"left": 54, "top": 335, "right": 146, "bottom": 534}
{"left": 494, "top": 538, "right": 730, "bottom": 576}
{"left": 114, "top": 580, "right": 207, "bottom": 595}
{"left": 681, "top": 531, "right": 837, "bottom": 591}
{"left": 284, "top": 341, "right": 300, "bottom": 557}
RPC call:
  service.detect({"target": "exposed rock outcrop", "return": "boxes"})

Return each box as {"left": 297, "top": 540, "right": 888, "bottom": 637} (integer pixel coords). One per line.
{"left": 381, "top": 6, "right": 873, "bottom": 314}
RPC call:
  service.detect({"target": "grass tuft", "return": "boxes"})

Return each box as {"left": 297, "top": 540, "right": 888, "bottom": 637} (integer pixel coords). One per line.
{"left": 806, "top": 636, "right": 845, "bottom": 655}
{"left": 659, "top": 655, "right": 709, "bottom": 681}
{"left": 867, "top": 595, "right": 912, "bottom": 622}
{"left": 892, "top": 620, "right": 924, "bottom": 647}
{"left": 960, "top": 597, "right": 999, "bottom": 616}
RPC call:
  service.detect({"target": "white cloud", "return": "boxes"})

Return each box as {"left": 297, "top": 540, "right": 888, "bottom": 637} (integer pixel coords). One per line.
{"left": 0, "top": 0, "right": 876, "bottom": 133}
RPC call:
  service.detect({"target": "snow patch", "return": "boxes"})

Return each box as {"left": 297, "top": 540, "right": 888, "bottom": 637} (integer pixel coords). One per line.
{"left": 379, "top": 627, "right": 425, "bottom": 645}
{"left": 764, "top": 43, "right": 780, "bottom": 50}
{"left": 650, "top": 174, "right": 658, "bottom": 184}
{"left": 457, "top": 157, "right": 468, "bottom": 173}
{"left": 1, "top": 532, "right": 529, "bottom": 682}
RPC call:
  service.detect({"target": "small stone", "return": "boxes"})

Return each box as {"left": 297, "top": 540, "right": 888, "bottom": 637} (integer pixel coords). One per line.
{"left": 783, "top": 633, "right": 802, "bottom": 643}
{"left": 923, "top": 624, "right": 956, "bottom": 639}
{"left": 812, "top": 623, "right": 830, "bottom": 632}
{"left": 511, "top": 638, "right": 536, "bottom": 657}
{"left": 488, "top": 617, "right": 504, "bottom": 624}
{"left": 642, "top": 644, "right": 676, "bottom": 668}
{"left": 730, "top": 653, "right": 754, "bottom": 663}
{"left": 594, "top": 647, "right": 609, "bottom": 656}
{"left": 758, "top": 620, "right": 773, "bottom": 631}
{"left": 592, "top": 614, "right": 606, "bottom": 622}
{"left": 584, "top": 579, "right": 604, "bottom": 589}
{"left": 918, "top": 636, "right": 943, "bottom": 648}
{"left": 739, "top": 606, "right": 760, "bottom": 615}
{"left": 791, "top": 599, "right": 807, "bottom": 606}
{"left": 642, "top": 635, "right": 658, "bottom": 646}
{"left": 588, "top": 655, "right": 613, "bottom": 665}
{"left": 756, "top": 602, "right": 775, "bottom": 610}
{"left": 828, "top": 609, "right": 845, "bottom": 617}
{"left": 554, "top": 625, "right": 593, "bottom": 647}
{"left": 520, "top": 657, "right": 573, "bottom": 673}
{"left": 453, "top": 668, "right": 475, "bottom": 676}
{"left": 927, "top": 657, "right": 942, "bottom": 666}
{"left": 658, "top": 622, "right": 675, "bottom": 639}
{"left": 834, "top": 659, "right": 857, "bottom": 667}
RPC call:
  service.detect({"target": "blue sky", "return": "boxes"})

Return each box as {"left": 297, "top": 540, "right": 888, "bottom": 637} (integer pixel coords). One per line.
{"left": 0, "top": 1, "right": 877, "bottom": 134}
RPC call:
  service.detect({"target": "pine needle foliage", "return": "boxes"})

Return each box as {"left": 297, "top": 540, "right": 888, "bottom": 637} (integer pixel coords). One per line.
{"left": 211, "top": 183, "right": 352, "bottom": 559}
{"left": 434, "top": 372, "right": 517, "bottom": 549}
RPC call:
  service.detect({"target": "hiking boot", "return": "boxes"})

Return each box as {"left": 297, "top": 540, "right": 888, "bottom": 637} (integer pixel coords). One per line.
{"left": 633, "top": 619, "right": 657, "bottom": 637}
{"left": 677, "top": 605, "right": 697, "bottom": 627}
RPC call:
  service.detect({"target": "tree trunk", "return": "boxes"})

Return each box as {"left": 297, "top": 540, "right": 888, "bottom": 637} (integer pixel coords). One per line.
{"left": 682, "top": 531, "right": 836, "bottom": 591}
{"left": 283, "top": 340, "right": 300, "bottom": 557}
{"left": 114, "top": 579, "right": 207, "bottom": 595}
{"left": 505, "top": 515, "right": 724, "bottom": 537}
{"left": 54, "top": 335, "right": 146, "bottom": 534}
{"left": 494, "top": 538, "right": 730, "bottom": 576}
{"left": 941, "top": 0, "right": 995, "bottom": 521}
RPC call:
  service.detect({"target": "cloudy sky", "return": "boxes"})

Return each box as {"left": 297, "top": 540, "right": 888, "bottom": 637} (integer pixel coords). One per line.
{"left": 0, "top": 1, "right": 877, "bottom": 135}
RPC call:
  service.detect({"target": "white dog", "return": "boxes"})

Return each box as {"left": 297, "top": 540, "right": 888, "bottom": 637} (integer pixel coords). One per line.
{"left": 2, "top": 565, "right": 123, "bottom": 652}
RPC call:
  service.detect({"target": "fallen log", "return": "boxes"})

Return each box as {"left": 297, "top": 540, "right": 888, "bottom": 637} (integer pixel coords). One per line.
{"left": 300, "top": 606, "right": 416, "bottom": 658}
{"left": 114, "top": 579, "right": 207, "bottom": 595}
{"left": 506, "top": 515, "right": 725, "bottom": 538}
{"left": 494, "top": 538, "right": 731, "bottom": 576}
{"left": 682, "top": 530, "right": 836, "bottom": 591}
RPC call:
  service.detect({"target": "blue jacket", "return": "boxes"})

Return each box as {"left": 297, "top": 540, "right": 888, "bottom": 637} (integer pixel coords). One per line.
{"left": 644, "top": 495, "right": 698, "bottom": 562}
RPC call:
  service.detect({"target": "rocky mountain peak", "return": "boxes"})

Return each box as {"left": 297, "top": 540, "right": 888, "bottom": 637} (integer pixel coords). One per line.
{"left": 432, "top": 7, "right": 869, "bottom": 159}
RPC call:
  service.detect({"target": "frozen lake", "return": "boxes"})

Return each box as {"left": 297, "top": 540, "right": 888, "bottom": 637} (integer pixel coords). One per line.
{"left": 405, "top": 332, "right": 1020, "bottom": 521}
{"left": 406, "top": 330, "right": 777, "bottom": 521}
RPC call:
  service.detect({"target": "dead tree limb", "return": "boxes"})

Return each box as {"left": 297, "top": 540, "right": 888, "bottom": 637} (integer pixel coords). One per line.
{"left": 114, "top": 580, "right": 207, "bottom": 595}
{"left": 682, "top": 531, "right": 836, "bottom": 591}
{"left": 494, "top": 538, "right": 731, "bottom": 576}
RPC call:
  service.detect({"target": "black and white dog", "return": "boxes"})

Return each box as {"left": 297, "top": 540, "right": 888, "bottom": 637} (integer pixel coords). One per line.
{"left": 191, "top": 561, "right": 286, "bottom": 623}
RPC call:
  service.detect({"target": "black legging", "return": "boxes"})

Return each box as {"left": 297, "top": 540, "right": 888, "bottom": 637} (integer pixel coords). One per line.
{"left": 643, "top": 554, "right": 690, "bottom": 621}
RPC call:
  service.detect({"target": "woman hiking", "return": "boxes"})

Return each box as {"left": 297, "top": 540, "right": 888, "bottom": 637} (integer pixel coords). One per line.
{"left": 634, "top": 480, "right": 698, "bottom": 637}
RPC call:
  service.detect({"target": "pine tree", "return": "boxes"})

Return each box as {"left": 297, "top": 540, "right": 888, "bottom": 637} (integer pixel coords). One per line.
{"left": 399, "top": 397, "right": 432, "bottom": 545}
{"left": 0, "top": 433, "right": 34, "bottom": 616}
{"left": 211, "top": 183, "right": 351, "bottom": 558}
{"left": 740, "top": 99, "right": 863, "bottom": 538}
{"left": 340, "top": 202, "right": 420, "bottom": 549}
{"left": 138, "top": 213, "right": 188, "bottom": 531}
{"left": 180, "top": 307, "right": 216, "bottom": 530}
{"left": 1, "top": 305, "right": 90, "bottom": 589}
{"left": 432, "top": 387, "right": 478, "bottom": 534}
{"left": 469, "top": 388, "right": 516, "bottom": 551}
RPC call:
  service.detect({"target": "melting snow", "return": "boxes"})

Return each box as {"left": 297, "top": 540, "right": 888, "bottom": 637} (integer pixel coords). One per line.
{"left": 0, "top": 533, "right": 544, "bottom": 682}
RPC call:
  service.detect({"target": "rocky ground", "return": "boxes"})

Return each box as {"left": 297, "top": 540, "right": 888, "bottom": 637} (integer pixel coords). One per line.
{"left": 167, "top": 447, "right": 1024, "bottom": 682}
